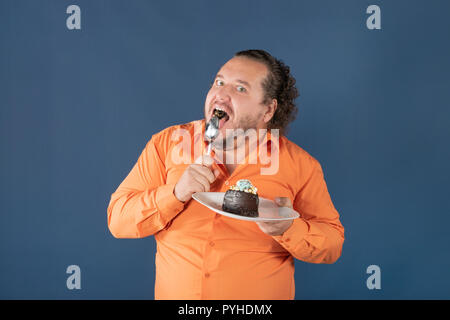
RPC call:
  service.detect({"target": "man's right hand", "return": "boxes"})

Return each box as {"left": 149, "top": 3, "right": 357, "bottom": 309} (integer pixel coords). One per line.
{"left": 173, "top": 155, "right": 220, "bottom": 203}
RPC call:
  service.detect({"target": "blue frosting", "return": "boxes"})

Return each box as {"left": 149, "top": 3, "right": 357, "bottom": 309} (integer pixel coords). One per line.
{"left": 236, "top": 179, "right": 253, "bottom": 191}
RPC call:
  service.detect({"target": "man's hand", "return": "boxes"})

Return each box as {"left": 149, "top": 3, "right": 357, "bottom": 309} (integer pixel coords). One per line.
{"left": 256, "top": 197, "right": 294, "bottom": 236}
{"left": 174, "top": 155, "right": 220, "bottom": 203}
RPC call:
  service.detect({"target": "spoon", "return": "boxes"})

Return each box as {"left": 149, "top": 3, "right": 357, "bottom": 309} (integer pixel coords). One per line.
{"left": 204, "top": 116, "right": 219, "bottom": 155}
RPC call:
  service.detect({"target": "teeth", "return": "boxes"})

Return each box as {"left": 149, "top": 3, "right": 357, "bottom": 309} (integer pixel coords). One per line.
{"left": 213, "top": 107, "right": 226, "bottom": 113}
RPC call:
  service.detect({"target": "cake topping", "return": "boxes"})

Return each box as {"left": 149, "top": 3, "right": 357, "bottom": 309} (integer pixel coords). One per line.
{"left": 229, "top": 179, "right": 258, "bottom": 195}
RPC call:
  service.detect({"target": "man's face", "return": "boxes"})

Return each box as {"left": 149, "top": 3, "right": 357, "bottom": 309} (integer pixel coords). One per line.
{"left": 204, "top": 57, "right": 270, "bottom": 146}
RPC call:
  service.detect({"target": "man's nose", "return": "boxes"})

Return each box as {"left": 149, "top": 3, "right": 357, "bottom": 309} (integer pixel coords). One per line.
{"left": 215, "top": 84, "right": 232, "bottom": 102}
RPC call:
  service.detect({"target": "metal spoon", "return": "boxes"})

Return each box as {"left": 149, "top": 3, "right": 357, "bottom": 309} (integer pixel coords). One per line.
{"left": 204, "top": 116, "right": 219, "bottom": 155}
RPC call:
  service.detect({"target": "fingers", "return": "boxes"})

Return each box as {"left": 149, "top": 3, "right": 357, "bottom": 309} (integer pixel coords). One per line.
{"left": 191, "top": 164, "right": 217, "bottom": 184}
{"left": 194, "top": 155, "right": 215, "bottom": 167}
{"left": 192, "top": 172, "right": 211, "bottom": 192}
{"left": 194, "top": 155, "right": 221, "bottom": 181}
{"left": 174, "top": 154, "right": 222, "bottom": 202}
{"left": 174, "top": 157, "right": 221, "bottom": 202}
{"left": 202, "top": 155, "right": 215, "bottom": 167}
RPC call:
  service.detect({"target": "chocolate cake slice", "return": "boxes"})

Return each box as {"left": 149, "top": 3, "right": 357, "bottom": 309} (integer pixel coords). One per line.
{"left": 222, "top": 179, "right": 259, "bottom": 217}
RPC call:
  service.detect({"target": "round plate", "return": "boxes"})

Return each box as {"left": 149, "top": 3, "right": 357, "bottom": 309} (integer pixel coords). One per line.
{"left": 192, "top": 192, "right": 300, "bottom": 222}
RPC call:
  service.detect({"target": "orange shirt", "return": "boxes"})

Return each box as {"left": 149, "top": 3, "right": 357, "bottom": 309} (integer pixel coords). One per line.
{"left": 107, "top": 119, "right": 344, "bottom": 300}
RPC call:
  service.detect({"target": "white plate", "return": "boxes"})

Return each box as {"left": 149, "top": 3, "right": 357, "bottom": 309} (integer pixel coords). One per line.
{"left": 192, "top": 192, "right": 300, "bottom": 222}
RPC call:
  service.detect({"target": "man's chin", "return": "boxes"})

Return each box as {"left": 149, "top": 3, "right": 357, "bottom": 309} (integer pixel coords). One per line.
{"left": 212, "top": 130, "right": 250, "bottom": 151}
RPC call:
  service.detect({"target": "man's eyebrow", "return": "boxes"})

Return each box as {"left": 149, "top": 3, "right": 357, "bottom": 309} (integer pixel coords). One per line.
{"left": 236, "top": 79, "right": 251, "bottom": 89}
{"left": 216, "top": 74, "right": 252, "bottom": 89}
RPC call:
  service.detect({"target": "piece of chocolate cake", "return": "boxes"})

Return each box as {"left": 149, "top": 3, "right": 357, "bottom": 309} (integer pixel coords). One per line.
{"left": 222, "top": 179, "right": 259, "bottom": 217}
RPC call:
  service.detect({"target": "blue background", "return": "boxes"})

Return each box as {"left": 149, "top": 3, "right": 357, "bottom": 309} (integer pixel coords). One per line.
{"left": 1, "top": 0, "right": 449, "bottom": 299}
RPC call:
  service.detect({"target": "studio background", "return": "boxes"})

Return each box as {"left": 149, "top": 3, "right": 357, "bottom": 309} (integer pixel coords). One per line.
{"left": 1, "top": 0, "right": 449, "bottom": 299}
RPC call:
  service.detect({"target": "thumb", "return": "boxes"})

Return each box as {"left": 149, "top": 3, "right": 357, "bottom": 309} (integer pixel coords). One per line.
{"left": 195, "top": 155, "right": 215, "bottom": 167}
{"left": 274, "top": 197, "right": 293, "bottom": 209}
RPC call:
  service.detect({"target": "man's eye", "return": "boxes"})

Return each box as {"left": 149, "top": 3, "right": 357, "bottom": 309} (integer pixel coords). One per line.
{"left": 215, "top": 79, "right": 224, "bottom": 86}
{"left": 237, "top": 86, "right": 246, "bottom": 92}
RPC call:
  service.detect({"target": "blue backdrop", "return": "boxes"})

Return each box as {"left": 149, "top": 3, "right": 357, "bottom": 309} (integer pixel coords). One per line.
{"left": 1, "top": 0, "right": 449, "bottom": 299}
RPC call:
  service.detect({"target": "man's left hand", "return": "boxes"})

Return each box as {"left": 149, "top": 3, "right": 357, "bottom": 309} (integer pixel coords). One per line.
{"left": 256, "top": 197, "right": 294, "bottom": 236}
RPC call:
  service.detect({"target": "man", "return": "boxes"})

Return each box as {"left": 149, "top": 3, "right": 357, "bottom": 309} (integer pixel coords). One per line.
{"left": 107, "top": 49, "right": 344, "bottom": 299}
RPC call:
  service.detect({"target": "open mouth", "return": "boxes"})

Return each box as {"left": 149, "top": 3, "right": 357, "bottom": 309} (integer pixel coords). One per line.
{"left": 213, "top": 108, "right": 230, "bottom": 128}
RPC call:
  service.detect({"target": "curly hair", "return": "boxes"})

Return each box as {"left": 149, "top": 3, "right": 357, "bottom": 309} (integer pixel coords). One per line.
{"left": 234, "top": 49, "right": 299, "bottom": 136}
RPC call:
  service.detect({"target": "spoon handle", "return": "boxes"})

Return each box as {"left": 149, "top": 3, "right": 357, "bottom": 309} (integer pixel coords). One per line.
{"left": 206, "top": 142, "right": 213, "bottom": 155}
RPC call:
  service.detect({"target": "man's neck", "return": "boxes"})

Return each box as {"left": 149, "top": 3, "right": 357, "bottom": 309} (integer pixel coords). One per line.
{"left": 225, "top": 162, "right": 239, "bottom": 176}
{"left": 221, "top": 132, "right": 265, "bottom": 176}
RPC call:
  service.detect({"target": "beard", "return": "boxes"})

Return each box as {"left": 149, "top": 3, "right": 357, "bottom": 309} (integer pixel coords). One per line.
{"left": 212, "top": 114, "right": 263, "bottom": 151}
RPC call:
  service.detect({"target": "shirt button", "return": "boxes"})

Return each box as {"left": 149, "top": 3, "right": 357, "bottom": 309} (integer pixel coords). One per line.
{"left": 205, "top": 273, "right": 210, "bottom": 278}
{"left": 209, "top": 241, "right": 215, "bottom": 247}
{"left": 285, "top": 238, "right": 291, "bottom": 242}
{"left": 225, "top": 181, "right": 229, "bottom": 185}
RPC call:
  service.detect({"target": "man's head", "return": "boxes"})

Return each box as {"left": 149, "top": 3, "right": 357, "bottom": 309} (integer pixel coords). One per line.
{"left": 204, "top": 49, "right": 299, "bottom": 145}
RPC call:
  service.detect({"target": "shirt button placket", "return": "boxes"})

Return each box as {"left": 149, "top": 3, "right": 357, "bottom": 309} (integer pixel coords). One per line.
{"left": 201, "top": 217, "right": 218, "bottom": 298}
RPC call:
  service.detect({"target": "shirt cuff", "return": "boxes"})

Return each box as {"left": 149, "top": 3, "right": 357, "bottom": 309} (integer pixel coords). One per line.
{"left": 272, "top": 217, "right": 309, "bottom": 251}
{"left": 155, "top": 183, "right": 185, "bottom": 224}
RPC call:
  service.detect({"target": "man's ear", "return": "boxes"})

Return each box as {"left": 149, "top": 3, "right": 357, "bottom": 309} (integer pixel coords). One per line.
{"left": 263, "top": 99, "right": 278, "bottom": 123}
